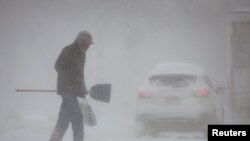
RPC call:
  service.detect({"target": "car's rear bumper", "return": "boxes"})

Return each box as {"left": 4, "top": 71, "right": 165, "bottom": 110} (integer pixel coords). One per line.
{"left": 136, "top": 113, "right": 212, "bottom": 132}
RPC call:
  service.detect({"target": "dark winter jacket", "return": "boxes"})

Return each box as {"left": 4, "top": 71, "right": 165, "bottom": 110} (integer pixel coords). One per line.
{"left": 55, "top": 41, "right": 88, "bottom": 97}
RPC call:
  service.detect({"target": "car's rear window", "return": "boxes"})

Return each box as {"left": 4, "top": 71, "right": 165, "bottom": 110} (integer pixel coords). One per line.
{"left": 149, "top": 74, "right": 197, "bottom": 88}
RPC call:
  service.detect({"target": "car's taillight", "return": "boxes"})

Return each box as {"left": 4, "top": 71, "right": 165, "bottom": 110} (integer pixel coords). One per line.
{"left": 138, "top": 90, "right": 146, "bottom": 98}
{"left": 193, "top": 88, "right": 209, "bottom": 97}
{"left": 199, "top": 89, "right": 208, "bottom": 96}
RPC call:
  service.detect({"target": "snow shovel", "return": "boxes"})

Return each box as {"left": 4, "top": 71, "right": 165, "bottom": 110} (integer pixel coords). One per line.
{"left": 16, "top": 83, "right": 112, "bottom": 103}
{"left": 89, "top": 83, "right": 111, "bottom": 103}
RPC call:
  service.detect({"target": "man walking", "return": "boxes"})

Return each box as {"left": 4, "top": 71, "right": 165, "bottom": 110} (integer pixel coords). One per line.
{"left": 50, "top": 31, "right": 94, "bottom": 141}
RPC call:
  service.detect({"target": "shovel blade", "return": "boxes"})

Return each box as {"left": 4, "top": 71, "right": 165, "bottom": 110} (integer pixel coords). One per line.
{"left": 90, "top": 83, "right": 111, "bottom": 103}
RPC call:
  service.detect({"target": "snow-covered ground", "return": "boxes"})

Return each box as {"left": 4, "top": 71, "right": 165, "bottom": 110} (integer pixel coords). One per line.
{"left": 0, "top": 91, "right": 232, "bottom": 141}
{"left": 0, "top": 114, "right": 207, "bottom": 141}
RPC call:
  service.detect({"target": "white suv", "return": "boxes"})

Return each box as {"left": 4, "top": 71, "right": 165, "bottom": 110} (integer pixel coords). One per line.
{"left": 135, "top": 63, "right": 224, "bottom": 137}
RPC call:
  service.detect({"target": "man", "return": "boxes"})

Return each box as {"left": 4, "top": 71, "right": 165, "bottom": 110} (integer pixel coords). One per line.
{"left": 50, "top": 31, "right": 94, "bottom": 141}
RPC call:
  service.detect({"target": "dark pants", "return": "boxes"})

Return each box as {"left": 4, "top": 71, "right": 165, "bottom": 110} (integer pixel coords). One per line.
{"left": 50, "top": 94, "right": 84, "bottom": 141}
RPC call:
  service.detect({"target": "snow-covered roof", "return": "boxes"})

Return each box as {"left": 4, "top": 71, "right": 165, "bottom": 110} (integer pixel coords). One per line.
{"left": 147, "top": 63, "right": 206, "bottom": 77}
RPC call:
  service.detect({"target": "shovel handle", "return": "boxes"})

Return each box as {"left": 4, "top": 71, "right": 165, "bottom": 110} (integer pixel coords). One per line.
{"left": 16, "top": 89, "right": 57, "bottom": 93}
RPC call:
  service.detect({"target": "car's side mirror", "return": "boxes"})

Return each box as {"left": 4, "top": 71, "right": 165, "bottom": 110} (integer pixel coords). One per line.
{"left": 216, "top": 86, "right": 225, "bottom": 95}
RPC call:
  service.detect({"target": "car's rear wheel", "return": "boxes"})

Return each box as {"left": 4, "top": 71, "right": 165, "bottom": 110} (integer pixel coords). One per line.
{"left": 202, "top": 110, "right": 218, "bottom": 138}
{"left": 134, "top": 122, "right": 146, "bottom": 138}
{"left": 135, "top": 121, "right": 161, "bottom": 138}
{"left": 148, "top": 127, "right": 160, "bottom": 138}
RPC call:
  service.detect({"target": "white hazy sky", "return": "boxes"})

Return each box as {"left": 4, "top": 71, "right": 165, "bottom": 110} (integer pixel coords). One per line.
{"left": 0, "top": 0, "right": 249, "bottom": 140}
{"left": 0, "top": 0, "right": 231, "bottom": 115}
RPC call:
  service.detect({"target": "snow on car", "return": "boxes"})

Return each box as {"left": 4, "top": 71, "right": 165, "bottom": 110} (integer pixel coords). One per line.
{"left": 135, "top": 63, "right": 224, "bottom": 138}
